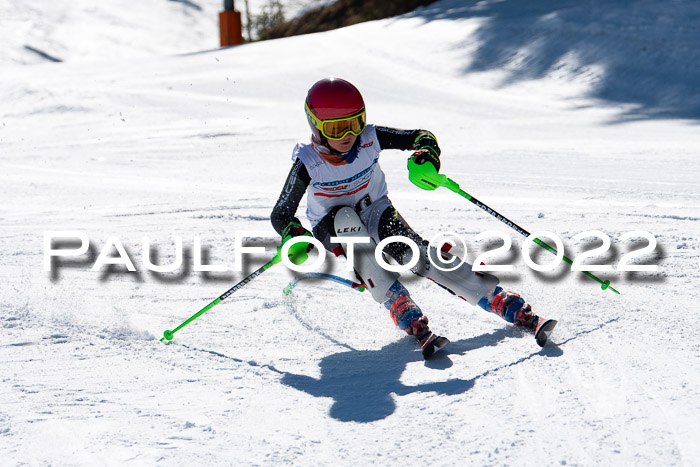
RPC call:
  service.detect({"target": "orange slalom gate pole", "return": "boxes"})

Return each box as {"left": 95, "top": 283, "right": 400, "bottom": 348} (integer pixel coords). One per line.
{"left": 219, "top": 8, "right": 243, "bottom": 46}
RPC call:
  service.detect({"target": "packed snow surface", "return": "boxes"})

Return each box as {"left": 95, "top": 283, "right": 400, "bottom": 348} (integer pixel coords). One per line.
{"left": 2, "top": 0, "right": 700, "bottom": 465}
{"left": 0, "top": 0, "right": 333, "bottom": 64}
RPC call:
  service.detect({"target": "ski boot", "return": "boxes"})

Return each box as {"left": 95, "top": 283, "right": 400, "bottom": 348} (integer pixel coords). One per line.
{"left": 480, "top": 287, "right": 557, "bottom": 347}
{"left": 384, "top": 281, "right": 449, "bottom": 359}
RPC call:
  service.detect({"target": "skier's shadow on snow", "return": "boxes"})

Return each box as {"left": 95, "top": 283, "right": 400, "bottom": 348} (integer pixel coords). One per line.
{"left": 281, "top": 328, "right": 562, "bottom": 423}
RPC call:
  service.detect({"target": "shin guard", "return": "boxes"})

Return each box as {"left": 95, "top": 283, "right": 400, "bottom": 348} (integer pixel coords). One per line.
{"left": 410, "top": 242, "right": 499, "bottom": 305}
{"left": 333, "top": 207, "right": 399, "bottom": 303}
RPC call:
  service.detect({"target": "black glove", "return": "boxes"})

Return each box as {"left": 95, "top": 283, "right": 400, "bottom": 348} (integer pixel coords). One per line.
{"left": 282, "top": 219, "right": 311, "bottom": 239}
{"left": 412, "top": 132, "right": 441, "bottom": 171}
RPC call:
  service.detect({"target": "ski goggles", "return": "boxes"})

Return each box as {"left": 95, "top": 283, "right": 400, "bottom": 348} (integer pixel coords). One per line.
{"left": 305, "top": 104, "right": 366, "bottom": 140}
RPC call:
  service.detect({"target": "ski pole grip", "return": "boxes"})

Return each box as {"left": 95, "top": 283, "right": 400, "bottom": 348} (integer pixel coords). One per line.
{"left": 407, "top": 156, "right": 459, "bottom": 192}
{"left": 407, "top": 156, "right": 440, "bottom": 190}
{"left": 276, "top": 233, "right": 314, "bottom": 266}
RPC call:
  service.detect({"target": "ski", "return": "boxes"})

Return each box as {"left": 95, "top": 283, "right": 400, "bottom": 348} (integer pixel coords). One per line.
{"left": 421, "top": 334, "right": 450, "bottom": 359}
{"left": 533, "top": 318, "right": 557, "bottom": 347}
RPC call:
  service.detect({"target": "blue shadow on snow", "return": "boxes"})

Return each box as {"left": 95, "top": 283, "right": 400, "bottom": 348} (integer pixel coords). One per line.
{"left": 280, "top": 327, "right": 561, "bottom": 423}
{"left": 407, "top": 0, "right": 700, "bottom": 121}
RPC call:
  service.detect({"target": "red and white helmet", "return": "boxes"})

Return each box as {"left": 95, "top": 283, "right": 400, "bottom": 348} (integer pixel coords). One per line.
{"left": 304, "top": 78, "right": 366, "bottom": 143}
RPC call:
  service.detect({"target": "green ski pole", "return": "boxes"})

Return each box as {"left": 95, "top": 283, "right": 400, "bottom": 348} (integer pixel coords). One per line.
{"left": 407, "top": 157, "right": 619, "bottom": 294}
{"left": 160, "top": 235, "right": 313, "bottom": 342}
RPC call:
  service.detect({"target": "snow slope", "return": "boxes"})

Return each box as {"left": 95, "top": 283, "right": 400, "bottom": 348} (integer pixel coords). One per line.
{"left": 0, "top": 0, "right": 220, "bottom": 65}
{"left": 0, "top": 0, "right": 335, "bottom": 65}
{"left": 2, "top": 0, "right": 700, "bottom": 465}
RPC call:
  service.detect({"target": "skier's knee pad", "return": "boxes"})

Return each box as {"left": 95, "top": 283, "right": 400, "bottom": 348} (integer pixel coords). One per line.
{"left": 333, "top": 206, "right": 399, "bottom": 303}
{"left": 412, "top": 242, "right": 499, "bottom": 305}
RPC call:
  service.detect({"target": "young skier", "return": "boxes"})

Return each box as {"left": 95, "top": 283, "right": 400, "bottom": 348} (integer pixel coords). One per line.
{"left": 271, "top": 78, "right": 548, "bottom": 358}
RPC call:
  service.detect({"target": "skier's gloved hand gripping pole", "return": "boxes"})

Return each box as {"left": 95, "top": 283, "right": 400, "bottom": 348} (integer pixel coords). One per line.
{"left": 407, "top": 156, "right": 620, "bottom": 294}
{"left": 160, "top": 233, "right": 314, "bottom": 342}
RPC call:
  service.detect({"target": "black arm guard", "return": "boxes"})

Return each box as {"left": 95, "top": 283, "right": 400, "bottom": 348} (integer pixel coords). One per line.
{"left": 270, "top": 159, "right": 311, "bottom": 236}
